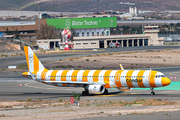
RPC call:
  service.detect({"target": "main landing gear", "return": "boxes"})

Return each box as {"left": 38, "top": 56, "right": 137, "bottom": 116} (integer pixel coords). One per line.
{"left": 82, "top": 90, "right": 89, "bottom": 96}
{"left": 103, "top": 89, "right": 108, "bottom": 95}
{"left": 82, "top": 85, "right": 89, "bottom": 96}
{"left": 150, "top": 88, "right": 155, "bottom": 95}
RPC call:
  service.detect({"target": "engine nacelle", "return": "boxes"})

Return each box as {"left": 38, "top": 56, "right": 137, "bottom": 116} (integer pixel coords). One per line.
{"left": 88, "top": 85, "right": 105, "bottom": 94}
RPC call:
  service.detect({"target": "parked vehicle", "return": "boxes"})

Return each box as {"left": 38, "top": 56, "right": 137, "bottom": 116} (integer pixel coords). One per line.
{"left": 164, "top": 37, "right": 173, "bottom": 41}
{"left": 109, "top": 42, "right": 120, "bottom": 48}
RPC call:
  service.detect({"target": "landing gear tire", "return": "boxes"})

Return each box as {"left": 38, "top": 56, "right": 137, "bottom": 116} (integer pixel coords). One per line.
{"left": 103, "top": 89, "right": 108, "bottom": 95}
{"left": 150, "top": 88, "right": 155, "bottom": 95}
{"left": 150, "top": 92, "right": 155, "bottom": 95}
{"left": 82, "top": 91, "right": 89, "bottom": 96}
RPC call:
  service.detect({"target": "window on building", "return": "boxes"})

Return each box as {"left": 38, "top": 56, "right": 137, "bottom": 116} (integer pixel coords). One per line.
{"left": 87, "top": 32, "right": 89, "bottom": 36}
{"left": 82, "top": 32, "right": 84, "bottom": 37}
{"left": 97, "top": 32, "right": 99, "bottom": 36}
{"left": 92, "top": 32, "right": 94, "bottom": 36}
{"left": 83, "top": 43, "right": 88, "bottom": 45}
{"left": 102, "top": 31, "right": 104, "bottom": 36}
{"left": 76, "top": 32, "right": 79, "bottom": 37}
{"left": 91, "top": 43, "right": 96, "bottom": 44}
{"left": 106, "top": 31, "right": 109, "bottom": 36}
{"left": 76, "top": 43, "right": 81, "bottom": 45}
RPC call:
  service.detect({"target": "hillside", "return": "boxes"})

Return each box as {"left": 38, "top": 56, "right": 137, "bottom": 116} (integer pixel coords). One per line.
{"left": 0, "top": 0, "right": 34, "bottom": 10}
{"left": 0, "top": 0, "right": 180, "bottom": 12}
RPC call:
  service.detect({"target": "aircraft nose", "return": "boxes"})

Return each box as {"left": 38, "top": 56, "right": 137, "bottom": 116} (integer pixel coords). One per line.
{"left": 161, "top": 77, "right": 171, "bottom": 86}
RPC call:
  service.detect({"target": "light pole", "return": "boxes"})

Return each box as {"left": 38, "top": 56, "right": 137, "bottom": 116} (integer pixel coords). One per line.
{"left": 38, "top": 3, "right": 40, "bottom": 31}
{"left": 141, "top": 3, "right": 144, "bottom": 34}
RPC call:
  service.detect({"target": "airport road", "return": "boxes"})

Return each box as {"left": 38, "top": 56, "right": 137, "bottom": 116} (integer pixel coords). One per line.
{"left": 0, "top": 45, "right": 180, "bottom": 70}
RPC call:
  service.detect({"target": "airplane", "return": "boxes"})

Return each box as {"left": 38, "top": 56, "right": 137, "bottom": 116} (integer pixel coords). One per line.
{"left": 22, "top": 46, "right": 171, "bottom": 96}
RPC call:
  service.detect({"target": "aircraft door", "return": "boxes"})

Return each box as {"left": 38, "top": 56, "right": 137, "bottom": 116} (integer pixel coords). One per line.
{"left": 41, "top": 71, "right": 47, "bottom": 80}
{"left": 115, "top": 73, "right": 121, "bottom": 87}
{"left": 145, "top": 71, "right": 151, "bottom": 82}
{"left": 115, "top": 73, "right": 120, "bottom": 81}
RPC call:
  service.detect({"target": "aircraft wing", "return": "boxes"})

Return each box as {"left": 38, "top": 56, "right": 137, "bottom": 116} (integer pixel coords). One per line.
{"left": 44, "top": 81, "right": 106, "bottom": 85}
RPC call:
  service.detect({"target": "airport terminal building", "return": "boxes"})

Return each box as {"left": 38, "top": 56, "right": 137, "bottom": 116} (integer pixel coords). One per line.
{"left": 37, "top": 18, "right": 163, "bottom": 49}
{"left": 37, "top": 17, "right": 118, "bottom": 49}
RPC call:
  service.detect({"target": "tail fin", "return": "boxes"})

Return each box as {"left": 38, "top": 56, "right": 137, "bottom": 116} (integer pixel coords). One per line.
{"left": 24, "top": 46, "right": 47, "bottom": 73}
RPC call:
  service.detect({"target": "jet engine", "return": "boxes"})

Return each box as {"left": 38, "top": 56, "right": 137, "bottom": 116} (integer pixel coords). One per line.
{"left": 88, "top": 85, "right": 105, "bottom": 94}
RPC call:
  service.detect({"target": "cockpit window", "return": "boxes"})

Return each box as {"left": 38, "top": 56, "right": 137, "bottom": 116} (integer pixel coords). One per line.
{"left": 155, "top": 75, "right": 166, "bottom": 78}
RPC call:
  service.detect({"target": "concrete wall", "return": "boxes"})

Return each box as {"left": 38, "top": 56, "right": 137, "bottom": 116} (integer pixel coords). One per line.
{"left": 144, "top": 30, "right": 159, "bottom": 46}
{"left": 73, "top": 40, "right": 99, "bottom": 49}
{"left": 36, "top": 32, "right": 163, "bottom": 50}
{"left": 37, "top": 39, "right": 60, "bottom": 50}
{"left": 73, "top": 34, "right": 151, "bottom": 49}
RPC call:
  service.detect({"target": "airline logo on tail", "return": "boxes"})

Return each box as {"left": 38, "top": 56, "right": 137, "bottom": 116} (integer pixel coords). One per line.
{"left": 24, "top": 46, "right": 47, "bottom": 73}
{"left": 23, "top": 46, "right": 171, "bottom": 96}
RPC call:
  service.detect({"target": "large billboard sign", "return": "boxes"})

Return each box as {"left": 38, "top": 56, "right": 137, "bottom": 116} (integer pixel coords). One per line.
{"left": 47, "top": 17, "right": 117, "bottom": 29}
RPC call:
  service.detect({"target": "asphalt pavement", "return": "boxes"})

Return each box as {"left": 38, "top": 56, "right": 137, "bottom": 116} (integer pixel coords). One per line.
{"left": 1, "top": 46, "right": 180, "bottom": 120}
{"left": 1, "top": 45, "right": 180, "bottom": 69}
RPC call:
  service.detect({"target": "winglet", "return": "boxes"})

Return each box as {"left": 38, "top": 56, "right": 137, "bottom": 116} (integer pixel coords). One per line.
{"left": 120, "top": 64, "right": 124, "bottom": 70}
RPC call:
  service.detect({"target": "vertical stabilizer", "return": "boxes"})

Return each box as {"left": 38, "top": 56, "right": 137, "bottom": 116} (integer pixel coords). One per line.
{"left": 119, "top": 64, "right": 124, "bottom": 70}
{"left": 24, "top": 46, "right": 46, "bottom": 73}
